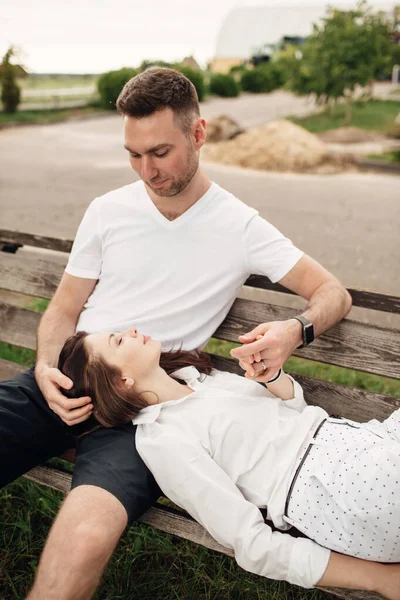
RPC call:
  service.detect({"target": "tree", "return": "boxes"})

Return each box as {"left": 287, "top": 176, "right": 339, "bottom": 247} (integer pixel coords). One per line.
{"left": 285, "top": 2, "right": 399, "bottom": 124}
{"left": 0, "top": 46, "right": 26, "bottom": 113}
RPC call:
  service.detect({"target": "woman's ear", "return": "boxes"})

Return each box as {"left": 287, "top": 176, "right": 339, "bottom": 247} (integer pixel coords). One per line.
{"left": 122, "top": 376, "right": 135, "bottom": 389}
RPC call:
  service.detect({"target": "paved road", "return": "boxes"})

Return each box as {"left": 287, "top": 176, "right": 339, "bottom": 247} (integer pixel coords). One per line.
{"left": 0, "top": 113, "right": 398, "bottom": 327}
{"left": 200, "top": 90, "right": 319, "bottom": 128}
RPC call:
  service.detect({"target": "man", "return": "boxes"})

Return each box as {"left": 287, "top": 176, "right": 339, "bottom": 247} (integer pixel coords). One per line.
{"left": 0, "top": 68, "right": 351, "bottom": 600}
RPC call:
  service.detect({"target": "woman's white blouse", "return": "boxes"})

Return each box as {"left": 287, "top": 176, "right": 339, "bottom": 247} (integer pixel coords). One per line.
{"left": 133, "top": 367, "right": 331, "bottom": 589}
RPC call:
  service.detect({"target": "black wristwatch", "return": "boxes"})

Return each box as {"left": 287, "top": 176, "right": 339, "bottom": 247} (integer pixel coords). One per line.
{"left": 292, "top": 315, "right": 314, "bottom": 348}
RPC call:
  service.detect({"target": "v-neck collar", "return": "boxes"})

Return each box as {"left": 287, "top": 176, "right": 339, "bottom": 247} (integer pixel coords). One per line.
{"left": 141, "top": 181, "right": 216, "bottom": 228}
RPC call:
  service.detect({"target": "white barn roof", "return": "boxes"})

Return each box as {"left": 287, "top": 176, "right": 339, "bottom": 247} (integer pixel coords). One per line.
{"left": 215, "top": 3, "right": 396, "bottom": 59}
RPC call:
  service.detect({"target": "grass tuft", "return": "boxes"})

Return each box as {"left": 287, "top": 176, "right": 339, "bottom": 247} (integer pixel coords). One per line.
{"left": 289, "top": 99, "right": 400, "bottom": 134}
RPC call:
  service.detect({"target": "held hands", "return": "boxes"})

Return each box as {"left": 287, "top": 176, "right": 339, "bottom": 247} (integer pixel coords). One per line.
{"left": 35, "top": 365, "right": 93, "bottom": 426}
{"left": 230, "top": 320, "right": 301, "bottom": 382}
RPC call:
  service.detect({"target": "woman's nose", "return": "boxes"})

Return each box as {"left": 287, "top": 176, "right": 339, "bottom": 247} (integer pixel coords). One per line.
{"left": 123, "top": 327, "right": 137, "bottom": 338}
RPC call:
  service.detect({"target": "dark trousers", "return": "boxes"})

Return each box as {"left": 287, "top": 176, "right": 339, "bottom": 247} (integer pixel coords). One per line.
{"left": 0, "top": 367, "right": 160, "bottom": 524}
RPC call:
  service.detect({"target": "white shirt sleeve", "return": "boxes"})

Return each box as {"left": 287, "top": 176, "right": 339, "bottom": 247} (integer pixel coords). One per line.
{"left": 139, "top": 432, "right": 330, "bottom": 589}
{"left": 273, "top": 376, "right": 308, "bottom": 413}
{"left": 244, "top": 214, "right": 303, "bottom": 283}
{"left": 65, "top": 199, "right": 102, "bottom": 279}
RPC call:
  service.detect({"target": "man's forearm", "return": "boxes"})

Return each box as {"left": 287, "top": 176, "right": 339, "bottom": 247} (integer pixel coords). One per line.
{"left": 36, "top": 305, "right": 77, "bottom": 370}
{"left": 299, "top": 281, "right": 351, "bottom": 338}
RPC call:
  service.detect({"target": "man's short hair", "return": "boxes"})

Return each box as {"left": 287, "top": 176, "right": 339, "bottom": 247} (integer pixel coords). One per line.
{"left": 116, "top": 67, "right": 200, "bottom": 133}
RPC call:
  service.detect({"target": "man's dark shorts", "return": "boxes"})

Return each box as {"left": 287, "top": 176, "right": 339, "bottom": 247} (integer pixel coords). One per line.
{"left": 0, "top": 367, "right": 160, "bottom": 525}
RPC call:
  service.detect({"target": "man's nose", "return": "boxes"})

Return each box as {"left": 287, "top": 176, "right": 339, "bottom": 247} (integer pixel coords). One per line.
{"left": 140, "top": 156, "right": 157, "bottom": 181}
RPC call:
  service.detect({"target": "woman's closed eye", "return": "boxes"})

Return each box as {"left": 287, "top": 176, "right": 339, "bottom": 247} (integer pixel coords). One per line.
{"left": 118, "top": 337, "right": 123, "bottom": 346}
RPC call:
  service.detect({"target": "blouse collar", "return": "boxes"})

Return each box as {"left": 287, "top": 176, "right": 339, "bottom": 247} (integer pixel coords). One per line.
{"left": 131, "top": 366, "right": 204, "bottom": 425}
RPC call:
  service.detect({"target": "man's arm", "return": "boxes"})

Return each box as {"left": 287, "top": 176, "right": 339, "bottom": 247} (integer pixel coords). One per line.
{"left": 231, "top": 255, "right": 352, "bottom": 381}
{"left": 278, "top": 254, "right": 352, "bottom": 340}
{"left": 35, "top": 272, "right": 97, "bottom": 426}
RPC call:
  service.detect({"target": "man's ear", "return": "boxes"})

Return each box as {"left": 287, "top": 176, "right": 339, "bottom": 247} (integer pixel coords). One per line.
{"left": 122, "top": 376, "right": 135, "bottom": 389}
{"left": 193, "top": 117, "right": 206, "bottom": 149}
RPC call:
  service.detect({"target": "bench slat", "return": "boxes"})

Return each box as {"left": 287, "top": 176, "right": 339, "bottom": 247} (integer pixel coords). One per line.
{"left": 0, "top": 302, "right": 40, "bottom": 349}
{"left": 211, "top": 355, "right": 400, "bottom": 422}
{"left": 0, "top": 226, "right": 397, "bottom": 314}
{"left": 0, "top": 229, "right": 72, "bottom": 253}
{"left": 23, "top": 465, "right": 380, "bottom": 600}
{"left": 0, "top": 357, "right": 27, "bottom": 380}
{"left": 1, "top": 299, "right": 399, "bottom": 381}
{"left": 246, "top": 276, "right": 400, "bottom": 314}
{"left": 215, "top": 298, "right": 400, "bottom": 379}
{"left": 0, "top": 251, "right": 66, "bottom": 299}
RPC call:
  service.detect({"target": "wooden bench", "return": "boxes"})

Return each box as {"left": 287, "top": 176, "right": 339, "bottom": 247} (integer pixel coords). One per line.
{"left": 1, "top": 227, "right": 399, "bottom": 600}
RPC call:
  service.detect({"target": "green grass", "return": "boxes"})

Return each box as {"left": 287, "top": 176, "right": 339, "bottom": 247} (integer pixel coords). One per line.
{"left": 0, "top": 479, "right": 324, "bottom": 600}
{"left": 0, "top": 103, "right": 106, "bottom": 126}
{"left": 289, "top": 99, "right": 400, "bottom": 134}
{"left": 367, "top": 151, "right": 400, "bottom": 164}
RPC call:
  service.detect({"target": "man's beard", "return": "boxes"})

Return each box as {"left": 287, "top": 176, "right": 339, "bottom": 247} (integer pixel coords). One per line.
{"left": 149, "top": 151, "right": 199, "bottom": 198}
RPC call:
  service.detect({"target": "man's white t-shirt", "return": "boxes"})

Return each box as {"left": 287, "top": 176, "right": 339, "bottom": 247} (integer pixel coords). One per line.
{"left": 65, "top": 180, "right": 303, "bottom": 350}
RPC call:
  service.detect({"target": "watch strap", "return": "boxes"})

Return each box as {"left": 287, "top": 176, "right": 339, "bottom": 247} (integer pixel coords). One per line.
{"left": 292, "top": 315, "right": 314, "bottom": 348}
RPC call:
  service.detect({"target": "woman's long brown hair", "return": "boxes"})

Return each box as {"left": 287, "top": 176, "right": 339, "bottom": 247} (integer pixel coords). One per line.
{"left": 58, "top": 331, "right": 213, "bottom": 428}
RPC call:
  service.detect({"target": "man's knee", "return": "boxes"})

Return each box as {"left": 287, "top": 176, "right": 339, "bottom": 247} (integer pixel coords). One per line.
{"left": 51, "top": 485, "right": 128, "bottom": 554}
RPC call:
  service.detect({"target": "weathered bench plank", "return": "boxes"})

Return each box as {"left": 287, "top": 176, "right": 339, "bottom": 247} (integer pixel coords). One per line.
{"left": 211, "top": 356, "right": 400, "bottom": 422}
{"left": 246, "top": 276, "right": 400, "bottom": 314}
{"left": 2, "top": 298, "right": 399, "bottom": 381}
{"left": 0, "top": 357, "right": 27, "bottom": 380}
{"left": 0, "top": 251, "right": 66, "bottom": 299}
{"left": 216, "top": 298, "right": 400, "bottom": 379}
{"left": 0, "top": 302, "right": 41, "bottom": 348}
{"left": 0, "top": 229, "right": 73, "bottom": 253}
{"left": 0, "top": 227, "right": 398, "bottom": 314}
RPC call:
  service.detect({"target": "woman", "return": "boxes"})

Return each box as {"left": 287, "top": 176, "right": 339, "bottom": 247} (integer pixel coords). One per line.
{"left": 59, "top": 327, "right": 400, "bottom": 599}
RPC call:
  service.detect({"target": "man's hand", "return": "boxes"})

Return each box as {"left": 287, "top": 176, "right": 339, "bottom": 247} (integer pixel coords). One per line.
{"left": 35, "top": 365, "right": 93, "bottom": 426}
{"left": 230, "top": 320, "right": 302, "bottom": 383}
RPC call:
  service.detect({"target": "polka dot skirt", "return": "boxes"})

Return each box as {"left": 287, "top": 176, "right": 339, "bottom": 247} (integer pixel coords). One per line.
{"left": 285, "top": 412, "right": 400, "bottom": 562}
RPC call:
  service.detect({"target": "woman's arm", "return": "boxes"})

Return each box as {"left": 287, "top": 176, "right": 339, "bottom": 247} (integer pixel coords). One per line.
{"left": 264, "top": 370, "right": 295, "bottom": 401}
{"left": 140, "top": 433, "right": 330, "bottom": 589}
{"left": 317, "top": 551, "right": 400, "bottom": 600}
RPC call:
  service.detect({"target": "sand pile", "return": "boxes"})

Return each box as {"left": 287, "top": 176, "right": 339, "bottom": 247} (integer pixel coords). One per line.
{"left": 203, "top": 119, "right": 356, "bottom": 174}
{"left": 206, "top": 115, "right": 243, "bottom": 142}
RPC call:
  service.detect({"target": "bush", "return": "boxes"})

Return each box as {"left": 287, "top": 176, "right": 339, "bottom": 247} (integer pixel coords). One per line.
{"left": 268, "top": 61, "right": 287, "bottom": 89}
{"left": 1, "top": 72, "right": 20, "bottom": 112}
{"left": 176, "top": 66, "right": 205, "bottom": 102}
{"left": 240, "top": 65, "right": 278, "bottom": 94}
{"left": 97, "top": 67, "right": 138, "bottom": 110}
{"left": 209, "top": 73, "right": 239, "bottom": 98}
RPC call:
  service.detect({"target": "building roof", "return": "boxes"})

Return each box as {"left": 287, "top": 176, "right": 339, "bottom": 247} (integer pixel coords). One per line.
{"left": 214, "top": 3, "right": 396, "bottom": 59}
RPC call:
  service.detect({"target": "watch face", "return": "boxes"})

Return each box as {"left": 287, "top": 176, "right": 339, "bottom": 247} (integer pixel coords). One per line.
{"left": 304, "top": 322, "right": 314, "bottom": 344}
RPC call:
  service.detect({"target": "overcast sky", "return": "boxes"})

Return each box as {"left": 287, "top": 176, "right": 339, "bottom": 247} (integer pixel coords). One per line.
{"left": 1, "top": 0, "right": 396, "bottom": 74}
